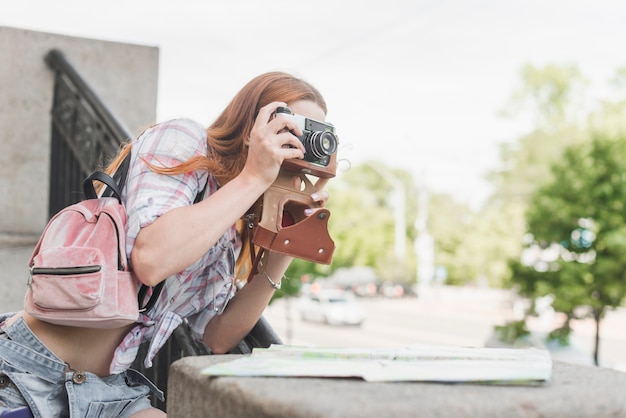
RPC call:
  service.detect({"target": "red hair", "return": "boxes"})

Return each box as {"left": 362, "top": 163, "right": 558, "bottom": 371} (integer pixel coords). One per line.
{"left": 106, "top": 72, "right": 327, "bottom": 182}
{"left": 104, "top": 72, "right": 328, "bottom": 278}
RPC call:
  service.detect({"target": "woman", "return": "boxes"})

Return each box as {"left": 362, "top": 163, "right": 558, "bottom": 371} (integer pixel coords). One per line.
{"left": 0, "top": 72, "right": 332, "bottom": 417}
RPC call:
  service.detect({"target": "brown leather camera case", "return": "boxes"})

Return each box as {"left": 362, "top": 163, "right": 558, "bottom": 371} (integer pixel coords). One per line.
{"left": 251, "top": 170, "right": 335, "bottom": 264}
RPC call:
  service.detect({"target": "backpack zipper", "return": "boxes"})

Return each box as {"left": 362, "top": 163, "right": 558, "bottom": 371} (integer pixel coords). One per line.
{"left": 28, "top": 265, "right": 102, "bottom": 287}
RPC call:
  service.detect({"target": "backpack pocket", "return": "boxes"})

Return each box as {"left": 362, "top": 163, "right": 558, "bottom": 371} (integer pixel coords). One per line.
{"left": 29, "top": 247, "right": 105, "bottom": 311}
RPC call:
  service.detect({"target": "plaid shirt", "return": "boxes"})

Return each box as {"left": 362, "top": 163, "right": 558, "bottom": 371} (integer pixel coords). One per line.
{"left": 110, "top": 119, "right": 238, "bottom": 374}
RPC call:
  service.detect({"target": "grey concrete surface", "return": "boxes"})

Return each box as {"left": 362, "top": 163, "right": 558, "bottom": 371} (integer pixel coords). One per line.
{"left": 0, "top": 25, "right": 158, "bottom": 237}
{"left": 0, "top": 245, "right": 34, "bottom": 312}
{"left": 168, "top": 355, "right": 626, "bottom": 418}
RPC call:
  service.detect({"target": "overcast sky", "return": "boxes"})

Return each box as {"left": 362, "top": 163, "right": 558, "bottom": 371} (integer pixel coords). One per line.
{"left": 3, "top": 0, "right": 626, "bottom": 209}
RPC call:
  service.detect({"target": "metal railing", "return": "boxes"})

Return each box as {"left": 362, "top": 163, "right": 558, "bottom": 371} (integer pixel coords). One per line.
{"left": 44, "top": 49, "right": 282, "bottom": 411}
{"left": 45, "top": 49, "right": 132, "bottom": 217}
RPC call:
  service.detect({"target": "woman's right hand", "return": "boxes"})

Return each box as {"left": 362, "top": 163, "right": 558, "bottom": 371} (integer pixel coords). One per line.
{"left": 242, "top": 102, "right": 306, "bottom": 186}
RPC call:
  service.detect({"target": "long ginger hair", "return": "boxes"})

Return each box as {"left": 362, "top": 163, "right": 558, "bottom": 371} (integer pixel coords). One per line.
{"left": 104, "top": 71, "right": 328, "bottom": 278}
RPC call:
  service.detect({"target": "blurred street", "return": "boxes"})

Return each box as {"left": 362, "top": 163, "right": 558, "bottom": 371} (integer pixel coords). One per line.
{"left": 263, "top": 285, "right": 626, "bottom": 372}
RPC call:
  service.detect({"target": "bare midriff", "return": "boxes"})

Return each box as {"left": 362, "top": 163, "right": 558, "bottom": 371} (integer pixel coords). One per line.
{"left": 6, "top": 311, "right": 134, "bottom": 377}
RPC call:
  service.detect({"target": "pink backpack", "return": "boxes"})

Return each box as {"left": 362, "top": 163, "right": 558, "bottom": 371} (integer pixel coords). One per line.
{"left": 24, "top": 165, "right": 161, "bottom": 328}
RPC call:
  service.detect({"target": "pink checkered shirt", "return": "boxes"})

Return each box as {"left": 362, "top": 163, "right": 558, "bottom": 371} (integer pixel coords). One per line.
{"left": 110, "top": 119, "right": 238, "bottom": 374}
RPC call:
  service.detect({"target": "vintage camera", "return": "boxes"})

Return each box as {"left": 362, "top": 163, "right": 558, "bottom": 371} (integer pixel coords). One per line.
{"left": 243, "top": 106, "right": 339, "bottom": 269}
{"left": 275, "top": 106, "right": 338, "bottom": 178}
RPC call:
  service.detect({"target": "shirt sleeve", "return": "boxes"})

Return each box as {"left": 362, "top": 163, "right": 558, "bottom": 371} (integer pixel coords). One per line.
{"left": 124, "top": 119, "right": 209, "bottom": 258}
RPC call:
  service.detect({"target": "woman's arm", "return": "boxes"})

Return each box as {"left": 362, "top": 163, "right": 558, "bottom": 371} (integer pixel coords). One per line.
{"left": 203, "top": 178, "right": 330, "bottom": 353}
{"left": 131, "top": 174, "right": 267, "bottom": 286}
{"left": 202, "top": 251, "right": 292, "bottom": 353}
{"left": 131, "top": 102, "right": 306, "bottom": 286}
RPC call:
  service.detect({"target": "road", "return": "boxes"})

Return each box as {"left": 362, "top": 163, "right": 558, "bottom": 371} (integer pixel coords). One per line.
{"left": 262, "top": 285, "right": 626, "bottom": 372}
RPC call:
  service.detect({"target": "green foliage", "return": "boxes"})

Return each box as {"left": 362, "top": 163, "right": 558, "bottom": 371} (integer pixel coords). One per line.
{"left": 271, "top": 257, "right": 330, "bottom": 302}
{"left": 488, "top": 127, "right": 588, "bottom": 205}
{"left": 426, "top": 193, "right": 474, "bottom": 285}
{"left": 322, "top": 159, "right": 528, "bottom": 287}
{"left": 484, "top": 63, "right": 595, "bottom": 288}
{"left": 488, "top": 63, "right": 626, "bottom": 365}
{"left": 493, "top": 320, "right": 530, "bottom": 345}
{"left": 426, "top": 192, "right": 526, "bottom": 287}
{"left": 500, "top": 63, "right": 588, "bottom": 129}
{"left": 325, "top": 162, "right": 518, "bottom": 287}
{"left": 547, "top": 323, "right": 572, "bottom": 347}
{"left": 325, "top": 162, "right": 418, "bottom": 283}
{"left": 489, "top": 63, "right": 591, "bottom": 207}
{"left": 303, "top": 64, "right": 626, "bottom": 297}
{"left": 513, "top": 135, "right": 626, "bottom": 364}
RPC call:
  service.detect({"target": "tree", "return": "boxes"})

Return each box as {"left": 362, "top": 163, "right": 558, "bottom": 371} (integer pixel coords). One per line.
{"left": 499, "top": 63, "right": 588, "bottom": 131}
{"left": 490, "top": 63, "right": 590, "bottom": 205}
{"left": 588, "top": 66, "right": 626, "bottom": 138}
{"left": 511, "top": 135, "right": 626, "bottom": 365}
{"left": 325, "top": 162, "right": 418, "bottom": 283}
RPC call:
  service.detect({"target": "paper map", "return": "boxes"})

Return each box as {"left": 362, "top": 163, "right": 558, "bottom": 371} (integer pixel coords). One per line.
{"left": 202, "top": 344, "right": 552, "bottom": 385}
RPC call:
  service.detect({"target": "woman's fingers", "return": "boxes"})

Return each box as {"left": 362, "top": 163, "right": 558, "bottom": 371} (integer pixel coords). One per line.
{"left": 250, "top": 102, "right": 305, "bottom": 159}
{"left": 253, "top": 102, "right": 286, "bottom": 131}
{"left": 311, "top": 178, "right": 330, "bottom": 206}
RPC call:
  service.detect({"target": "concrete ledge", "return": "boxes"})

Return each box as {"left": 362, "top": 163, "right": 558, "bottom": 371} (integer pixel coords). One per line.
{"left": 0, "top": 246, "right": 35, "bottom": 312}
{"left": 0, "top": 233, "right": 39, "bottom": 249}
{"left": 167, "top": 354, "right": 626, "bottom": 417}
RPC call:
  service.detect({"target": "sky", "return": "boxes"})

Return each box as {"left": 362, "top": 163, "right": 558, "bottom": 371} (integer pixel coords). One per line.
{"left": 3, "top": 0, "right": 626, "bottom": 209}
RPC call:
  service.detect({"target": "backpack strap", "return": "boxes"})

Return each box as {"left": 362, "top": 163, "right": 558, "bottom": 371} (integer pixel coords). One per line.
{"left": 103, "top": 152, "right": 131, "bottom": 200}
{"left": 138, "top": 282, "right": 164, "bottom": 314}
{"left": 83, "top": 171, "right": 123, "bottom": 202}
{"left": 83, "top": 153, "right": 130, "bottom": 202}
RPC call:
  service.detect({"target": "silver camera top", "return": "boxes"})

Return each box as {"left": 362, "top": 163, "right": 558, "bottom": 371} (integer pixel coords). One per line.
{"left": 274, "top": 106, "right": 338, "bottom": 168}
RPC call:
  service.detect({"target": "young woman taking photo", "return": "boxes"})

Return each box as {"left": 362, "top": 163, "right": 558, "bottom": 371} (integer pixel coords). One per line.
{"left": 0, "top": 71, "right": 333, "bottom": 417}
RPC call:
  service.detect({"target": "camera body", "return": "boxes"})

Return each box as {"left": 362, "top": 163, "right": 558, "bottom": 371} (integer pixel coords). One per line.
{"left": 275, "top": 106, "right": 338, "bottom": 178}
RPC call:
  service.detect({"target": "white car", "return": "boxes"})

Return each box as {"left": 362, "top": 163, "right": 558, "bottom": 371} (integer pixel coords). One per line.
{"left": 298, "top": 290, "right": 366, "bottom": 326}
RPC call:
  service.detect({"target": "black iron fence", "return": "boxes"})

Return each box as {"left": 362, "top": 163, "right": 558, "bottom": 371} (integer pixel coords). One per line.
{"left": 44, "top": 49, "right": 282, "bottom": 411}
{"left": 45, "top": 49, "right": 132, "bottom": 218}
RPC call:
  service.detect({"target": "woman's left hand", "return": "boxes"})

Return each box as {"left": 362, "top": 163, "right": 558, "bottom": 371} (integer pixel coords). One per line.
{"left": 310, "top": 177, "right": 330, "bottom": 207}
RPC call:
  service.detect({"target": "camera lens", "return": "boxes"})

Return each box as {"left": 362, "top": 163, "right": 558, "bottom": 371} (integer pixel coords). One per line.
{"left": 303, "top": 131, "right": 338, "bottom": 159}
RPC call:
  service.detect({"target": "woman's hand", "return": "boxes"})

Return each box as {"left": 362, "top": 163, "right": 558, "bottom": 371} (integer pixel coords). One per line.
{"left": 242, "top": 102, "right": 306, "bottom": 186}
{"left": 310, "top": 177, "right": 330, "bottom": 207}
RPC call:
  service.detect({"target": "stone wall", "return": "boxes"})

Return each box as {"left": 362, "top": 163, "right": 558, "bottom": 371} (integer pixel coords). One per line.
{"left": 0, "top": 26, "right": 159, "bottom": 239}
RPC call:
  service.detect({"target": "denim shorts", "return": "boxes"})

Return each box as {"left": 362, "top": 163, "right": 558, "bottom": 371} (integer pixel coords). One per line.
{"left": 0, "top": 313, "right": 163, "bottom": 418}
